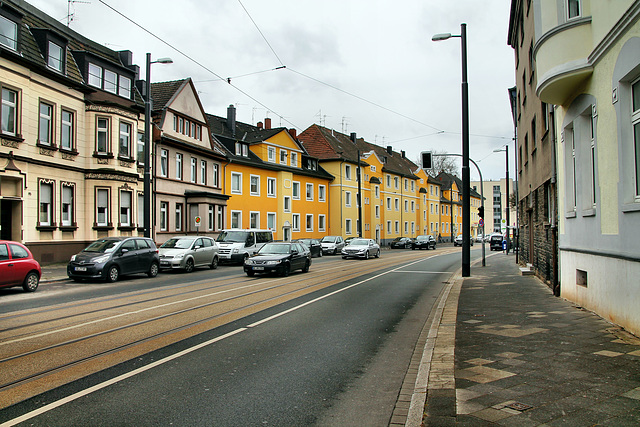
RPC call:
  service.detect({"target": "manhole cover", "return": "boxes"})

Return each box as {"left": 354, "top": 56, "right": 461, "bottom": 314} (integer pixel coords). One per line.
{"left": 505, "top": 402, "right": 533, "bottom": 412}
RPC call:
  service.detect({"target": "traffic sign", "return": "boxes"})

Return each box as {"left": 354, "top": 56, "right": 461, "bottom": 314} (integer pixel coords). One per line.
{"left": 195, "top": 216, "right": 201, "bottom": 227}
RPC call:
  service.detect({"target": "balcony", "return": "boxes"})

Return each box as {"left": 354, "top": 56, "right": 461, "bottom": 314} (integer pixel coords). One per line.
{"left": 535, "top": 17, "right": 593, "bottom": 105}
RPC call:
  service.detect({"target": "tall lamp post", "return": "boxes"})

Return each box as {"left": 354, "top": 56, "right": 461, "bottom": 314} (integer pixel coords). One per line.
{"left": 433, "top": 23, "right": 470, "bottom": 277}
{"left": 493, "top": 146, "right": 510, "bottom": 253}
{"left": 144, "top": 53, "right": 173, "bottom": 238}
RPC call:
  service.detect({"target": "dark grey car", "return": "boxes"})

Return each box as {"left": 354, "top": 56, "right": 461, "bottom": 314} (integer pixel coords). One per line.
{"left": 67, "top": 237, "right": 159, "bottom": 282}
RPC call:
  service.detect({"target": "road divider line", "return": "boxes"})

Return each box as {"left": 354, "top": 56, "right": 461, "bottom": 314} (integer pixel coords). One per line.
{"left": 0, "top": 328, "right": 247, "bottom": 427}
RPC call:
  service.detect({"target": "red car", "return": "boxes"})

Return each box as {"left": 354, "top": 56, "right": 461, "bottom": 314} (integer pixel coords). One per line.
{"left": 0, "top": 241, "right": 41, "bottom": 292}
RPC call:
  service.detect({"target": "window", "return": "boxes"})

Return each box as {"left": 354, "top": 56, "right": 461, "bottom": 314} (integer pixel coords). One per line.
{"left": 319, "top": 185, "right": 326, "bottom": 202}
{"left": 375, "top": 205, "right": 380, "bottom": 218}
{"left": 119, "top": 122, "right": 131, "bottom": 158}
{"left": 61, "top": 110, "right": 74, "bottom": 150}
{"left": 230, "top": 211, "right": 241, "bottom": 228}
{"left": 160, "top": 149, "right": 168, "bottom": 177}
{"left": 405, "top": 200, "right": 408, "bottom": 212}
{"left": 0, "top": 15, "right": 18, "bottom": 50}
{"left": 318, "top": 215, "right": 326, "bottom": 231}
{"left": 1, "top": 87, "right": 17, "bottom": 135}
{"left": 284, "top": 196, "right": 291, "bottom": 212}
{"left": 218, "top": 208, "right": 223, "bottom": 231}
{"left": 292, "top": 214, "right": 300, "bottom": 231}
{"left": 136, "top": 132, "right": 144, "bottom": 162}
{"left": 250, "top": 175, "right": 260, "bottom": 196}
{"left": 629, "top": 78, "right": 640, "bottom": 198}
{"left": 138, "top": 193, "right": 144, "bottom": 228}
{"left": 96, "top": 117, "right": 109, "bottom": 154}
{"left": 88, "top": 63, "right": 102, "bottom": 87}
{"left": 394, "top": 177, "right": 399, "bottom": 189}
{"left": 119, "top": 76, "right": 131, "bottom": 98}
{"left": 104, "top": 70, "right": 117, "bottom": 93}
{"left": 290, "top": 152, "right": 298, "bottom": 167}
{"left": 120, "top": 190, "right": 132, "bottom": 226}
{"left": 190, "top": 158, "right": 197, "bottom": 183}
{"left": 306, "top": 183, "right": 313, "bottom": 201}
{"left": 292, "top": 181, "right": 300, "bottom": 199}
{"left": 395, "top": 221, "right": 399, "bottom": 234}
{"left": 375, "top": 186, "right": 380, "bottom": 198}
{"left": 96, "top": 188, "right": 109, "bottom": 227}
{"left": 345, "top": 191, "right": 352, "bottom": 207}
{"left": 268, "top": 146, "right": 276, "bottom": 162}
{"left": 386, "top": 197, "right": 391, "bottom": 210}
{"left": 387, "top": 221, "right": 391, "bottom": 234}
{"left": 175, "top": 203, "right": 183, "bottom": 231}
{"left": 39, "top": 102, "right": 53, "bottom": 145}
{"left": 208, "top": 205, "right": 215, "bottom": 231}
{"left": 61, "top": 184, "right": 74, "bottom": 227}
{"left": 160, "top": 202, "right": 168, "bottom": 231}
{"left": 395, "top": 198, "right": 399, "bottom": 211}
{"left": 200, "top": 160, "right": 207, "bottom": 185}
{"left": 231, "top": 172, "right": 242, "bottom": 194}
{"left": 213, "top": 164, "right": 220, "bottom": 188}
{"left": 175, "top": 153, "right": 183, "bottom": 180}
{"left": 590, "top": 111, "right": 596, "bottom": 206}
{"left": 386, "top": 175, "right": 391, "bottom": 187}
{"left": 567, "top": 0, "right": 580, "bottom": 19}
{"left": 46, "top": 41, "right": 64, "bottom": 72}
{"left": 280, "top": 149, "right": 287, "bottom": 165}
{"left": 345, "top": 218, "right": 352, "bottom": 235}
{"left": 267, "top": 178, "right": 276, "bottom": 197}
{"left": 267, "top": 213, "right": 276, "bottom": 230}
{"left": 248, "top": 211, "right": 258, "bottom": 229}
{"left": 345, "top": 164, "right": 352, "bottom": 180}
{"left": 39, "top": 181, "right": 53, "bottom": 226}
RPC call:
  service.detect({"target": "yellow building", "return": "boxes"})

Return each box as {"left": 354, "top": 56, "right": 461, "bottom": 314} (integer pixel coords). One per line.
{"left": 207, "top": 108, "right": 333, "bottom": 241}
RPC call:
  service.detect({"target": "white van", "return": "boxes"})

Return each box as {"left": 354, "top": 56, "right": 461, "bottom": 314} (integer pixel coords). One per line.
{"left": 216, "top": 229, "right": 274, "bottom": 264}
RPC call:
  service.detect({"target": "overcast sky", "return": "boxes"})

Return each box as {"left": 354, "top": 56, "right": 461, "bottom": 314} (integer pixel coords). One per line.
{"left": 29, "top": 0, "right": 516, "bottom": 181}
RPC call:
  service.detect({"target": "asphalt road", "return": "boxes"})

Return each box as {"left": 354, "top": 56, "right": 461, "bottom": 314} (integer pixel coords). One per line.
{"left": 0, "top": 249, "right": 462, "bottom": 426}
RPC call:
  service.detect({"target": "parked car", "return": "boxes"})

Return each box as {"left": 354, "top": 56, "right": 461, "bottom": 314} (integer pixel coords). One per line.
{"left": 0, "top": 240, "right": 41, "bottom": 292}
{"left": 475, "top": 234, "right": 484, "bottom": 243}
{"left": 159, "top": 236, "right": 219, "bottom": 272}
{"left": 390, "top": 237, "right": 413, "bottom": 249}
{"left": 67, "top": 237, "right": 159, "bottom": 283}
{"left": 412, "top": 235, "right": 436, "bottom": 250}
{"left": 244, "top": 242, "right": 311, "bottom": 277}
{"left": 216, "top": 229, "right": 274, "bottom": 264}
{"left": 454, "top": 234, "right": 473, "bottom": 246}
{"left": 320, "top": 236, "right": 345, "bottom": 255}
{"left": 489, "top": 234, "right": 504, "bottom": 251}
{"left": 341, "top": 238, "right": 381, "bottom": 259}
{"left": 293, "top": 238, "right": 323, "bottom": 258}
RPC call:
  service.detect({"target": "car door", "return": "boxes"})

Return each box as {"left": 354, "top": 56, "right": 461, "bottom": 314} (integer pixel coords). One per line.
{"left": 117, "top": 239, "right": 139, "bottom": 274}
{"left": 0, "top": 243, "right": 19, "bottom": 286}
{"left": 290, "top": 243, "right": 304, "bottom": 270}
{"left": 135, "top": 239, "right": 155, "bottom": 272}
{"left": 192, "top": 238, "right": 207, "bottom": 266}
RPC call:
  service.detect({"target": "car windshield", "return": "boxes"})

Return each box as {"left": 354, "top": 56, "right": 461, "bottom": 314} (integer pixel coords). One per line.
{"left": 83, "top": 239, "right": 120, "bottom": 253}
{"left": 349, "top": 239, "right": 368, "bottom": 245}
{"left": 259, "top": 243, "right": 291, "bottom": 254}
{"left": 217, "top": 231, "right": 248, "bottom": 243}
{"left": 298, "top": 239, "right": 311, "bottom": 245}
{"left": 160, "top": 238, "right": 194, "bottom": 249}
{"left": 321, "top": 236, "right": 336, "bottom": 243}
{"left": 416, "top": 236, "right": 428, "bottom": 241}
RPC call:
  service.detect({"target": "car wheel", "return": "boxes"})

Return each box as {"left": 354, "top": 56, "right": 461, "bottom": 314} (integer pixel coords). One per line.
{"left": 280, "top": 263, "right": 291, "bottom": 277}
{"left": 22, "top": 271, "right": 39, "bottom": 292}
{"left": 302, "top": 260, "right": 310, "bottom": 273}
{"left": 365, "top": 251, "right": 369, "bottom": 260}
{"left": 242, "top": 253, "right": 249, "bottom": 265}
{"left": 147, "top": 262, "right": 159, "bottom": 278}
{"left": 342, "top": 255, "right": 347, "bottom": 259}
{"left": 375, "top": 249, "right": 380, "bottom": 258}
{"left": 318, "top": 250, "right": 323, "bottom": 258}
{"left": 184, "top": 258, "right": 194, "bottom": 273}
{"left": 210, "top": 256, "right": 219, "bottom": 269}
{"left": 246, "top": 270, "right": 255, "bottom": 277}
{"left": 332, "top": 248, "right": 337, "bottom": 255}
{"left": 106, "top": 265, "right": 119, "bottom": 283}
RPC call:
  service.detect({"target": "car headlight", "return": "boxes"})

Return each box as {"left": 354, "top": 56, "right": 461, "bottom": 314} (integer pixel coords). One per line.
{"left": 92, "top": 255, "right": 109, "bottom": 264}
{"left": 70, "top": 254, "right": 77, "bottom": 261}
{"left": 245, "top": 259, "right": 254, "bottom": 265}
{"left": 175, "top": 254, "right": 184, "bottom": 259}
{"left": 232, "top": 248, "right": 239, "bottom": 254}
{"left": 266, "top": 260, "right": 280, "bottom": 265}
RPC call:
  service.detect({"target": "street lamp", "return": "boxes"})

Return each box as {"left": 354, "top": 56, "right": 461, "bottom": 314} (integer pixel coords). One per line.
{"left": 144, "top": 54, "right": 173, "bottom": 238}
{"left": 493, "top": 146, "right": 510, "bottom": 254}
{"left": 433, "top": 23, "right": 471, "bottom": 277}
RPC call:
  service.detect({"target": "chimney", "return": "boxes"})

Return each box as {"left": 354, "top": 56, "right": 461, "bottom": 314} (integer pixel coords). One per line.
{"left": 350, "top": 132, "right": 357, "bottom": 143}
{"left": 386, "top": 146, "right": 393, "bottom": 155}
{"left": 401, "top": 150, "right": 406, "bottom": 158}
{"left": 257, "top": 121, "right": 263, "bottom": 130}
{"left": 227, "top": 104, "right": 236, "bottom": 136}
{"left": 264, "top": 118, "right": 272, "bottom": 130}
{"left": 288, "top": 128, "right": 297, "bottom": 139}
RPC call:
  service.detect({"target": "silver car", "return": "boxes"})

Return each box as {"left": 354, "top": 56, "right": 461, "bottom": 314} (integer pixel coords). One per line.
{"left": 320, "top": 235, "right": 345, "bottom": 255}
{"left": 159, "top": 236, "right": 219, "bottom": 272}
{"left": 341, "top": 238, "right": 380, "bottom": 259}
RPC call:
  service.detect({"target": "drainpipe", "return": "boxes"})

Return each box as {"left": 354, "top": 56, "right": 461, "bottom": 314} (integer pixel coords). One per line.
{"left": 551, "top": 106, "right": 560, "bottom": 296}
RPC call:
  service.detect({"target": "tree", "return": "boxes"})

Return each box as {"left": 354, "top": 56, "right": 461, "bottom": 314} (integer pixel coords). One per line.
{"left": 418, "top": 150, "right": 460, "bottom": 178}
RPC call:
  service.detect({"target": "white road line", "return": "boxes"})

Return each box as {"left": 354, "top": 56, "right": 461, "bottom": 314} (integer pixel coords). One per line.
{"left": 0, "top": 328, "right": 247, "bottom": 427}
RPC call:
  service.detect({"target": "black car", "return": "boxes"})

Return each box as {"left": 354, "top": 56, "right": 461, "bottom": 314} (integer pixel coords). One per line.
{"left": 244, "top": 242, "right": 311, "bottom": 277}
{"left": 489, "top": 234, "right": 504, "bottom": 251}
{"left": 412, "top": 235, "right": 436, "bottom": 250}
{"left": 293, "top": 238, "right": 323, "bottom": 258}
{"left": 68, "top": 237, "right": 160, "bottom": 282}
{"left": 390, "top": 237, "right": 413, "bottom": 249}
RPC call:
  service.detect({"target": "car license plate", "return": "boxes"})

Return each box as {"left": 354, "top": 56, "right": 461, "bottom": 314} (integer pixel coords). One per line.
{"left": 253, "top": 267, "right": 264, "bottom": 271}
{"left": 75, "top": 266, "right": 87, "bottom": 272}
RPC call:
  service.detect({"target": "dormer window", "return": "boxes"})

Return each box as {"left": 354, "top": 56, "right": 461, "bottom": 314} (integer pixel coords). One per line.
{"left": 0, "top": 15, "right": 17, "bottom": 50}
{"left": 47, "top": 41, "right": 63, "bottom": 72}
{"left": 86, "top": 62, "right": 133, "bottom": 99}
{"left": 235, "top": 142, "right": 248, "bottom": 157}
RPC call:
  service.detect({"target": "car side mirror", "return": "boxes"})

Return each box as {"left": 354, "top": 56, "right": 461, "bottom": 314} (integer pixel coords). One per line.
{"left": 291, "top": 249, "right": 298, "bottom": 254}
{"left": 120, "top": 248, "right": 129, "bottom": 255}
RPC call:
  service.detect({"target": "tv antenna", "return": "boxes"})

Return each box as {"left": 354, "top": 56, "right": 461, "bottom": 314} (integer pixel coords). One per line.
{"left": 66, "top": 0, "right": 91, "bottom": 27}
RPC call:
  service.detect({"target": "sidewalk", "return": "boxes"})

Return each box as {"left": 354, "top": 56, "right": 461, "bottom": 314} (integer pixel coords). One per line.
{"left": 421, "top": 252, "right": 640, "bottom": 426}
{"left": 40, "top": 263, "right": 70, "bottom": 283}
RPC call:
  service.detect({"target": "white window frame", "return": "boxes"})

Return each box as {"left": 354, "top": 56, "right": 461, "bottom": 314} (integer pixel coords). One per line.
{"left": 250, "top": 175, "right": 260, "bottom": 196}
{"left": 208, "top": 205, "right": 215, "bottom": 231}
{"left": 267, "top": 212, "right": 276, "bottom": 230}
{"left": 567, "top": 0, "right": 581, "bottom": 20}
{"left": 39, "top": 102, "right": 53, "bottom": 146}
{"left": 97, "top": 188, "right": 110, "bottom": 227}
{"left": 48, "top": 41, "right": 63, "bottom": 72}
{"left": 318, "top": 214, "right": 326, "bottom": 232}
{"left": 280, "top": 149, "right": 288, "bottom": 165}
{"left": 231, "top": 172, "right": 242, "bottom": 194}
{"left": 375, "top": 205, "right": 380, "bottom": 218}
{"left": 292, "top": 181, "right": 300, "bottom": 200}
{"left": 61, "top": 184, "right": 74, "bottom": 227}
{"left": 119, "top": 190, "right": 132, "bottom": 226}
{"left": 633, "top": 78, "right": 640, "bottom": 199}
{"left": 61, "top": 109, "right": 74, "bottom": 151}
{"left": 118, "top": 75, "right": 131, "bottom": 99}
{"left": 250, "top": 211, "right": 259, "bottom": 229}
{"left": 306, "top": 214, "right": 313, "bottom": 232}
{"left": 39, "top": 181, "right": 53, "bottom": 226}
{"left": 284, "top": 196, "right": 291, "bottom": 213}
{"left": 290, "top": 152, "right": 298, "bottom": 167}
{"left": 104, "top": 69, "right": 117, "bottom": 94}
{"left": 190, "top": 157, "right": 197, "bottom": 183}
{"left": 200, "top": 160, "right": 207, "bottom": 185}
{"left": 213, "top": 164, "right": 220, "bottom": 188}
{"left": 88, "top": 63, "right": 102, "bottom": 88}
{"left": 0, "top": 15, "right": 17, "bottom": 50}
{"left": 96, "top": 117, "right": 109, "bottom": 154}
{"left": 119, "top": 121, "right": 131, "bottom": 158}
{"left": 1, "top": 87, "right": 18, "bottom": 136}
{"left": 267, "top": 177, "right": 276, "bottom": 197}
{"left": 160, "top": 149, "right": 168, "bottom": 177}
{"left": 345, "top": 164, "right": 352, "bottom": 180}
{"left": 319, "top": 185, "right": 326, "bottom": 202}
{"left": 345, "top": 191, "right": 352, "bottom": 207}
{"left": 345, "top": 218, "right": 352, "bottom": 235}
{"left": 231, "top": 210, "right": 242, "bottom": 229}
{"left": 306, "top": 183, "right": 314, "bottom": 201}
{"left": 175, "top": 203, "right": 183, "bottom": 231}
{"left": 292, "top": 213, "right": 300, "bottom": 231}
{"left": 268, "top": 146, "right": 276, "bottom": 163}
